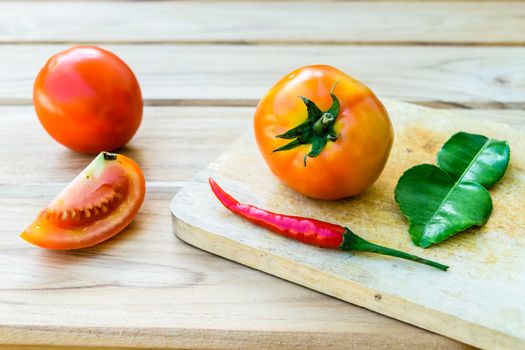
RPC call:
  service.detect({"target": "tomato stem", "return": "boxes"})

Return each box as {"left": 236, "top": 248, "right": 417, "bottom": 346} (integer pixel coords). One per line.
{"left": 273, "top": 82, "right": 341, "bottom": 165}
{"left": 313, "top": 113, "right": 335, "bottom": 135}
{"left": 103, "top": 152, "right": 117, "bottom": 161}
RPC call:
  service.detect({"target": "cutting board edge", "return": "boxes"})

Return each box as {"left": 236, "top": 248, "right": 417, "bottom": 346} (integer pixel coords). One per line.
{"left": 171, "top": 192, "right": 521, "bottom": 350}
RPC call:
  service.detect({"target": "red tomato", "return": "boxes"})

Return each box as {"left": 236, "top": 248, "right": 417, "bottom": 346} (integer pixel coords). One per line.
{"left": 21, "top": 152, "right": 145, "bottom": 250}
{"left": 254, "top": 65, "right": 393, "bottom": 200}
{"left": 33, "top": 46, "right": 143, "bottom": 153}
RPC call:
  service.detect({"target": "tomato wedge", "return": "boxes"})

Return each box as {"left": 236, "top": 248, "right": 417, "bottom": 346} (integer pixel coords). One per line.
{"left": 21, "top": 152, "right": 145, "bottom": 250}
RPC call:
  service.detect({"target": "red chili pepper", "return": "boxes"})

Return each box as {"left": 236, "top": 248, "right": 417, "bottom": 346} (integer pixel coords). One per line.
{"left": 209, "top": 178, "right": 448, "bottom": 271}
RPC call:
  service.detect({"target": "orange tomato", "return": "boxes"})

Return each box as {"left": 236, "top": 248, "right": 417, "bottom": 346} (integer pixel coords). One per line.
{"left": 33, "top": 46, "right": 143, "bottom": 153}
{"left": 254, "top": 65, "right": 393, "bottom": 200}
{"left": 21, "top": 152, "right": 145, "bottom": 250}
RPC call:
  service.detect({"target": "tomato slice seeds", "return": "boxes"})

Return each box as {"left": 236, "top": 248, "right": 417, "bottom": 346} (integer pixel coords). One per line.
{"left": 21, "top": 152, "right": 145, "bottom": 250}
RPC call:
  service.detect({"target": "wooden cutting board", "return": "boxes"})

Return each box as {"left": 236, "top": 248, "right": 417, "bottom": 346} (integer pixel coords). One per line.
{"left": 171, "top": 99, "right": 525, "bottom": 350}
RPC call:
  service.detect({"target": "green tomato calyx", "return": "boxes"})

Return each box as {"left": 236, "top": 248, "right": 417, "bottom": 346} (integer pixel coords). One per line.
{"left": 272, "top": 82, "right": 340, "bottom": 166}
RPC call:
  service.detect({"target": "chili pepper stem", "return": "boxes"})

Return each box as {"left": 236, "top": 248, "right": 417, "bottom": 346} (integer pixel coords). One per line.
{"left": 340, "top": 228, "right": 449, "bottom": 271}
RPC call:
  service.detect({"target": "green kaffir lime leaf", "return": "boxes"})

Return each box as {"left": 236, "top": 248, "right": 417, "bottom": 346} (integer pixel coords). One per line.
{"left": 395, "top": 132, "right": 510, "bottom": 248}
{"left": 437, "top": 132, "right": 510, "bottom": 188}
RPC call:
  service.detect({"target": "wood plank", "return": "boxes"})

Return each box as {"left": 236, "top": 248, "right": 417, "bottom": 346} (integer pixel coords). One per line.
{"left": 171, "top": 100, "right": 525, "bottom": 350}
{"left": 0, "top": 327, "right": 472, "bottom": 350}
{"left": 1, "top": 105, "right": 523, "bottom": 187}
{"left": 0, "top": 105, "right": 249, "bottom": 185}
{"left": 0, "top": 2, "right": 522, "bottom": 44}
{"left": 0, "top": 189, "right": 471, "bottom": 350}
{"left": 0, "top": 45, "right": 523, "bottom": 108}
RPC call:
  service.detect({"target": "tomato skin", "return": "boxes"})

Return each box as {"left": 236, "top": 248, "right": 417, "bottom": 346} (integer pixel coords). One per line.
{"left": 21, "top": 153, "right": 145, "bottom": 250}
{"left": 33, "top": 46, "right": 143, "bottom": 153}
{"left": 254, "top": 65, "right": 393, "bottom": 200}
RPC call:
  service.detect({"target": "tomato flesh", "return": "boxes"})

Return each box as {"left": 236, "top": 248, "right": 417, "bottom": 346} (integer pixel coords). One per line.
{"left": 21, "top": 152, "right": 145, "bottom": 250}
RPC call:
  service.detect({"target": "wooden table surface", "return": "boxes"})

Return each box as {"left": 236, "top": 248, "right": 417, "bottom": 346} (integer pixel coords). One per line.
{"left": 0, "top": 1, "right": 523, "bottom": 349}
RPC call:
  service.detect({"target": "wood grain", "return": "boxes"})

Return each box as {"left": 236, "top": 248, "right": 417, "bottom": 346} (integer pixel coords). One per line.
{"left": 0, "top": 45, "right": 523, "bottom": 108}
{"left": 0, "top": 186, "right": 471, "bottom": 349}
{"left": 0, "top": 105, "right": 249, "bottom": 185}
{"left": 0, "top": 2, "right": 523, "bottom": 45}
{"left": 2, "top": 104, "right": 520, "bottom": 349}
{"left": 1, "top": 1, "right": 522, "bottom": 348}
{"left": 1, "top": 105, "right": 523, "bottom": 186}
{"left": 172, "top": 100, "right": 525, "bottom": 350}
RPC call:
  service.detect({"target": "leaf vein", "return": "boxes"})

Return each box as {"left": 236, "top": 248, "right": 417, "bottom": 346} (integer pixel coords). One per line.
{"left": 421, "top": 138, "right": 492, "bottom": 236}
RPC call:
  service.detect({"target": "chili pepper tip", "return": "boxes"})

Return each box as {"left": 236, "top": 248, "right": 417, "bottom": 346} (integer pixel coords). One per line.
{"left": 209, "top": 178, "right": 239, "bottom": 209}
